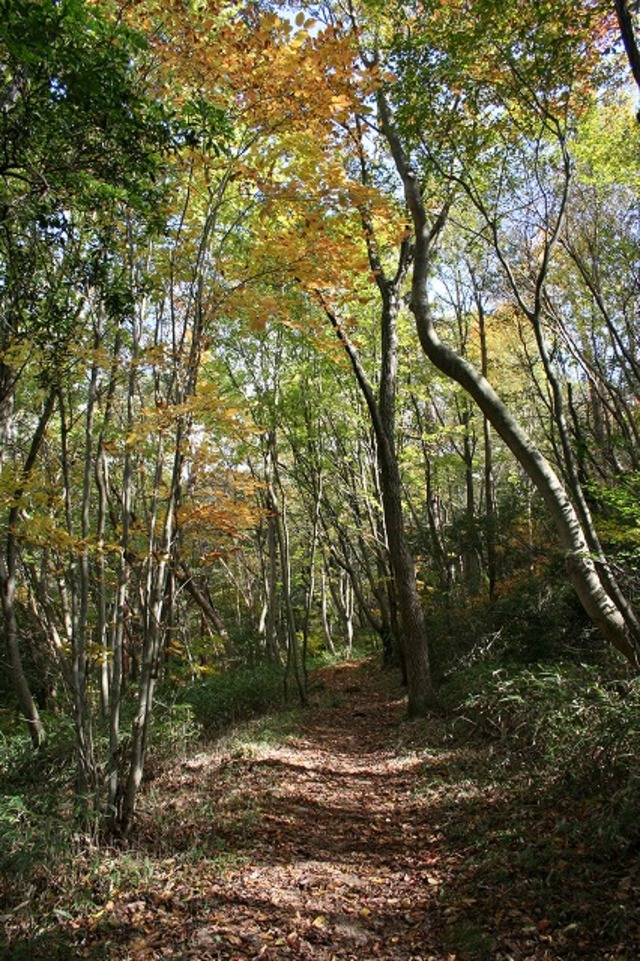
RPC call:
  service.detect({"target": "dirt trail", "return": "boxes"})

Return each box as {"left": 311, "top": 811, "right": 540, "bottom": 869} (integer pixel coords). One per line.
{"left": 142, "top": 661, "right": 452, "bottom": 961}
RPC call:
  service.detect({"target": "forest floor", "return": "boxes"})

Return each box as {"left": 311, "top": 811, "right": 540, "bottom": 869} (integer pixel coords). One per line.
{"left": 2, "top": 659, "right": 639, "bottom": 960}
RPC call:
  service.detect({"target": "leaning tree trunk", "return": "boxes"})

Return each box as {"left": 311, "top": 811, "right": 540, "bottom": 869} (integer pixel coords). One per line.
{"left": 378, "top": 93, "right": 640, "bottom": 667}
{"left": 615, "top": 0, "right": 640, "bottom": 96}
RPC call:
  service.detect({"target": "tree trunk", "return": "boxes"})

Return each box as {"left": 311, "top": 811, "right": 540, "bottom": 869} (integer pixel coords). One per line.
{"left": 615, "top": 0, "right": 640, "bottom": 96}
{"left": 323, "top": 298, "right": 437, "bottom": 713}
{"left": 477, "top": 295, "right": 497, "bottom": 603}
{"left": 267, "top": 432, "right": 306, "bottom": 705}
{"left": 0, "top": 390, "right": 55, "bottom": 747}
{"left": 319, "top": 568, "right": 336, "bottom": 655}
{"left": 176, "top": 564, "right": 232, "bottom": 654}
{"left": 379, "top": 93, "right": 640, "bottom": 667}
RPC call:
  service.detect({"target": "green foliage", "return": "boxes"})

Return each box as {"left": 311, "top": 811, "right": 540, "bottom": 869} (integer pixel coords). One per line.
{"left": 0, "top": 0, "right": 174, "bottom": 379}
{"left": 0, "top": 0, "right": 168, "bottom": 215}
{"left": 573, "top": 96, "right": 640, "bottom": 190}
{"left": 426, "top": 595, "right": 495, "bottom": 679}
{"left": 0, "top": 718, "right": 74, "bottom": 877}
{"left": 183, "top": 662, "right": 287, "bottom": 735}
{"left": 590, "top": 471, "right": 640, "bottom": 548}
{"left": 0, "top": 795, "right": 31, "bottom": 873}
{"left": 491, "top": 571, "right": 595, "bottom": 662}
{"left": 177, "top": 96, "right": 231, "bottom": 153}
{"left": 388, "top": 0, "right": 606, "bottom": 171}
{"left": 426, "top": 561, "right": 594, "bottom": 678}
{"left": 442, "top": 660, "right": 640, "bottom": 851}
{"left": 147, "top": 700, "right": 200, "bottom": 763}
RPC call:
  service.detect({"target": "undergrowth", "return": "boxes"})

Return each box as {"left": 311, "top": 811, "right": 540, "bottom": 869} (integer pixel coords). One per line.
{"left": 0, "top": 717, "right": 76, "bottom": 881}
{"left": 440, "top": 658, "right": 640, "bottom": 853}
{"left": 183, "top": 661, "right": 287, "bottom": 734}
{"left": 0, "top": 660, "right": 294, "bottom": 912}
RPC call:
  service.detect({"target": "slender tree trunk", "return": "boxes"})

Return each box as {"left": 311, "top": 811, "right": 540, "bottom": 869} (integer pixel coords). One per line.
{"left": 106, "top": 351, "right": 135, "bottom": 828}
{"left": 119, "top": 228, "right": 208, "bottom": 830}
{"left": 461, "top": 406, "right": 482, "bottom": 593}
{"left": 120, "top": 431, "right": 176, "bottom": 831}
{"left": 264, "top": 510, "right": 280, "bottom": 660}
{"left": 176, "top": 564, "right": 232, "bottom": 653}
{"left": 314, "top": 122, "right": 436, "bottom": 709}
{"left": 323, "top": 299, "right": 437, "bottom": 713}
{"left": 267, "top": 432, "right": 306, "bottom": 705}
{"left": 410, "top": 393, "right": 452, "bottom": 592}
{"left": 301, "top": 474, "right": 322, "bottom": 679}
{"left": 477, "top": 296, "right": 497, "bottom": 602}
{"left": 0, "top": 360, "right": 14, "bottom": 469}
{"left": 319, "top": 568, "right": 336, "bottom": 655}
{"left": 58, "top": 388, "right": 97, "bottom": 812}
{"left": 329, "top": 571, "right": 355, "bottom": 656}
{"left": 107, "top": 304, "right": 145, "bottom": 830}
{"left": 0, "top": 390, "right": 55, "bottom": 747}
{"left": 94, "top": 324, "right": 122, "bottom": 719}
{"left": 1, "top": 562, "right": 47, "bottom": 747}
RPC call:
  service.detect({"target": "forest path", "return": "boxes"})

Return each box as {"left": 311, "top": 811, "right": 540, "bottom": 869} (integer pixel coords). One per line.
{"left": 137, "top": 660, "right": 461, "bottom": 961}
{"left": 13, "top": 659, "right": 636, "bottom": 960}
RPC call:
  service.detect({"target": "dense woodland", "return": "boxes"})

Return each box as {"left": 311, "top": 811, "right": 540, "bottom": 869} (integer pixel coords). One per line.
{"left": 1, "top": 0, "right": 640, "bottom": 955}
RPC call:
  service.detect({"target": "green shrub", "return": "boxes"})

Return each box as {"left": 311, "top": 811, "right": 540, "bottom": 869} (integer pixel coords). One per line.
{"left": 424, "top": 568, "right": 594, "bottom": 677}
{"left": 183, "top": 662, "right": 286, "bottom": 735}
{"left": 441, "top": 660, "right": 640, "bottom": 850}
{"left": 146, "top": 699, "right": 200, "bottom": 762}
{"left": 0, "top": 719, "right": 76, "bottom": 879}
{"left": 427, "top": 595, "right": 495, "bottom": 679}
{"left": 0, "top": 794, "right": 33, "bottom": 875}
{"left": 491, "top": 573, "right": 596, "bottom": 663}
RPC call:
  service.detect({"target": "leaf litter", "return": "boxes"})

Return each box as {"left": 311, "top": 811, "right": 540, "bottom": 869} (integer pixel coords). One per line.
{"left": 2, "top": 660, "right": 639, "bottom": 960}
